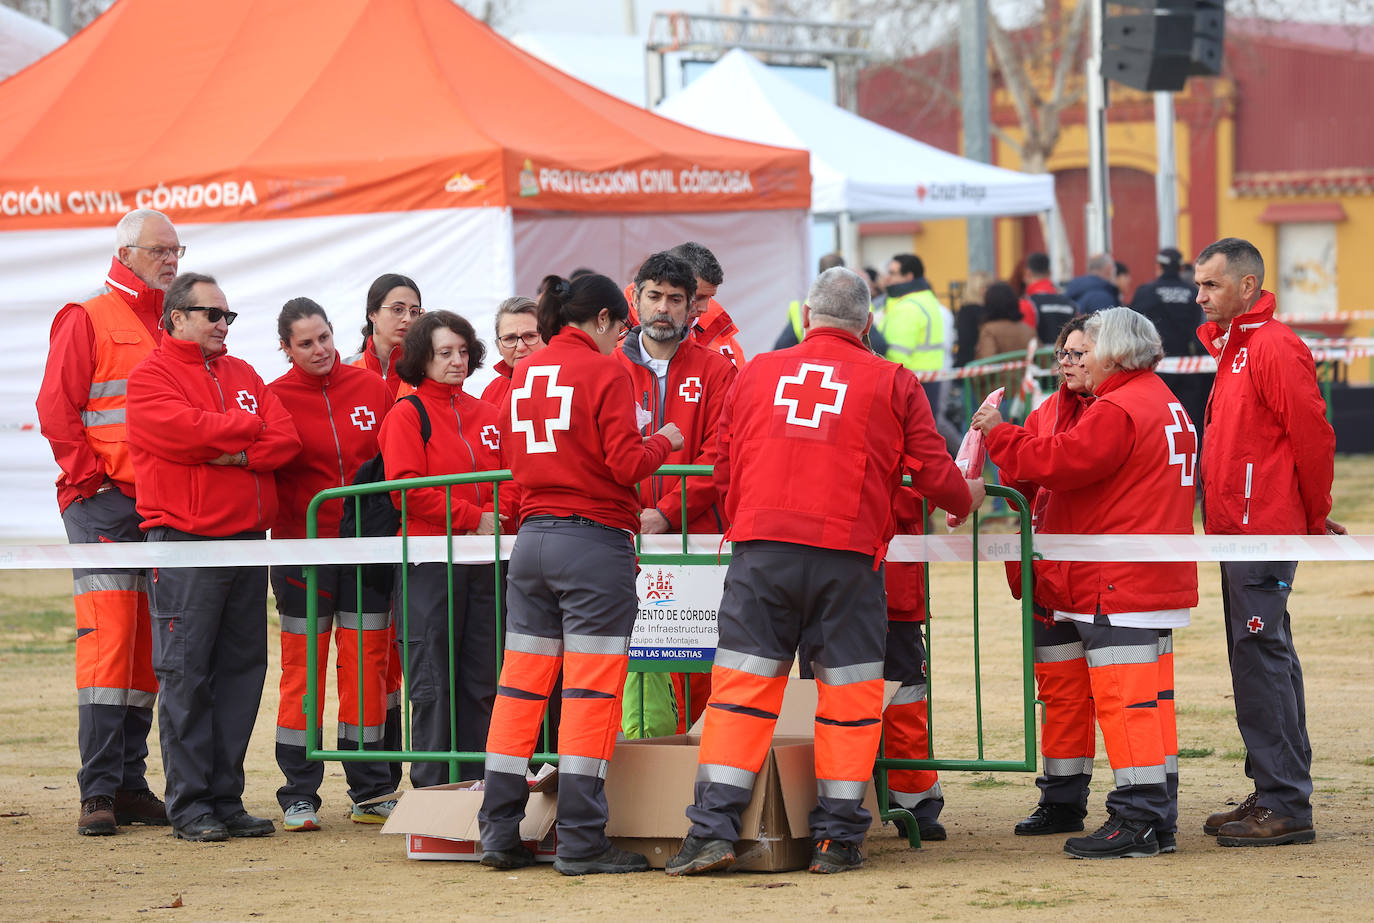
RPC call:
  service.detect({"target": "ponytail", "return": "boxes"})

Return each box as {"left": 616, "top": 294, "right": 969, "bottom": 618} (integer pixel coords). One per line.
{"left": 535, "top": 272, "right": 627, "bottom": 342}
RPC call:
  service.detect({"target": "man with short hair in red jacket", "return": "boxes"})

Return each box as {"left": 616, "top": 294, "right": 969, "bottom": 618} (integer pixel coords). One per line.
{"left": 37, "top": 208, "right": 181, "bottom": 836}
{"left": 618, "top": 250, "right": 737, "bottom": 734}
{"left": 1193, "top": 237, "right": 1339, "bottom": 847}
{"left": 126, "top": 271, "right": 301, "bottom": 844}
{"left": 667, "top": 267, "right": 982, "bottom": 877}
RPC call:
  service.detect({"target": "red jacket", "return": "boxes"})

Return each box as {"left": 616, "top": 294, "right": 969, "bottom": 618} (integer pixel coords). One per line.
{"left": 886, "top": 488, "right": 927, "bottom": 622}
{"left": 997, "top": 383, "right": 1093, "bottom": 600}
{"left": 346, "top": 336, "right": 405, "bottom": 399}
{"left": 986, "top": 369, "right": 1198, "bottom": 615}
{"left": 1197, "top": 292, "right": 1334, "bottom": 535}
{"left": 501, "top": 327, "right": 672, "bottom": 532}
{"left": 378, "top": 378, "right": 502, "bottom": 536}
{"left": 126, "top": 336, "right": 301, "bottom": 536}
{"left": 481, "top": 359, "right": 514, "bottom": 406}
{"left": 36, "top": 258, "right": 163, "bottom": 512}
{"left": 268, "top": 354, "right": 394, "bottom": 540}
{"left": 617, "top": 332, "right": 737, "bottom": 532}
{"left": 715, "top": 326, "right": 971, "bottom": 560}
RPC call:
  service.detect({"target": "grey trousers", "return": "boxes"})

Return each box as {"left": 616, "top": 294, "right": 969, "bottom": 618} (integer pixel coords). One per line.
{"left": 146, "top": 527, "right": 268, "bottom": 828}
{"left": 1220, "top": 561, "right": 1313, "bottom": 823}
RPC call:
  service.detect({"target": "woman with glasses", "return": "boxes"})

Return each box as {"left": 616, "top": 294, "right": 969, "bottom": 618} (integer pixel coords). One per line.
{"left": 481, "top": 296, "right": 545, "bottom": 406}
{"left": 347, "top": 273, "right": 422, "bottom": 399}
{"left": 266, "top": 298, "right": 396, "bottom": 832}
{"left": 477, "top": 272, "right": 683, "bottom": 875}
{"left": 973, "top": 307, "right": 1197, "bottom": 860}
{"left": 977, "top": 315, "right": 1100, "bottom": 840}
{"left": 377, "top": 311, "right": 503, "bottom": 787}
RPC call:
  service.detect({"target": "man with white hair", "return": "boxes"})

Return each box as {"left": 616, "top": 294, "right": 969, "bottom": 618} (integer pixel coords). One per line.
{"left": 667, "top": 267, "right": 984, "bottom": 876}
{"left": 36, "top": 208, "right": 183, "bottom": 836}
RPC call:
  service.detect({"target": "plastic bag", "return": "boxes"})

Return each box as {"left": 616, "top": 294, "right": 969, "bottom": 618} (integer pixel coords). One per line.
{"left": 947, "top": 386, "right": 1005, "bottom": 528}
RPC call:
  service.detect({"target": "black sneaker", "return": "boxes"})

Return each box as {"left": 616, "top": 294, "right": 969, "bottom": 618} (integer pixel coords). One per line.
{"left": 480, "top": 844, "right": 537, "bottom": 869}
{"left": 665, "top": 836, "right": 736, "bottom": 876}
{"left": 1064, "top": 815, "right": 1159, "bottom": 859}
{"left": 220, "top": 811, "right": 275, "bottom": 838}
{"left": 1014, "top": 803, "right": 1086, "bottom": 836}
{"left": 893, "top": 816, "right": 947, "bottom": 842}
{"left": 1157, "top": 831, "right": 1177, "bottom": 854}
{"left": 554, "top": 845, "right": 650, "bottom": 876}
{"left": 173, "top": 813, "right": 229, "bottom": 843}
{"left": 809, "top": 838, "right": 864, "bottom": 874}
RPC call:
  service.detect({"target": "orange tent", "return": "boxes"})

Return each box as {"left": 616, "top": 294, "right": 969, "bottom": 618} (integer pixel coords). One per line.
{"left": 0, "top": 0, "right": 812, "bottom": 540}
{"left": 0, "top": 0, "right": 808, "bottom": 229}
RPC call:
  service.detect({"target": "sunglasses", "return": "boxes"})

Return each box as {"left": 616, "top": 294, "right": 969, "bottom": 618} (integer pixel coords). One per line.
{"left": 181, "top": 306, "right": 238, "bottom": 325}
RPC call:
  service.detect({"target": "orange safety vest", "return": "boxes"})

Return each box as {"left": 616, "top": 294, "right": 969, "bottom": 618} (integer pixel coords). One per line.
{"left": 81, "top": 290, "right": 157, "bottom": 487}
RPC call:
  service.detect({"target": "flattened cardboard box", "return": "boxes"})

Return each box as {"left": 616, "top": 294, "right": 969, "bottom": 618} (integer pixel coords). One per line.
{"left": 603, "top": 677, "right": 886, "bottom": 871}
{"left": 380, "top": 780, "right": 559, "bottom": 862}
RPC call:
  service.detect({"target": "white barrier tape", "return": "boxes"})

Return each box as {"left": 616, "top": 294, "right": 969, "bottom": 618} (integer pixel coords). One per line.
{"left": 4, "top": 532, "right": 1369, "bottom": 570}
{"left": 1278, "top": 311, "right": 1374, "bottom": 323}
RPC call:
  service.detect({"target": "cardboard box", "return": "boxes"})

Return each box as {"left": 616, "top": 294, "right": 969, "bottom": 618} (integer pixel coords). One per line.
{"left": 380, "top": 779, "right": 559, "bottom": 863}
{"left": 602, "top": 678, "right": 886, "bottom": 872}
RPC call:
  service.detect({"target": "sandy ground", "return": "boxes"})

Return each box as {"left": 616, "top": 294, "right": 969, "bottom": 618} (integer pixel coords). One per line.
{"left": 3, "top": 460, "right": 1373, "bottom": 921}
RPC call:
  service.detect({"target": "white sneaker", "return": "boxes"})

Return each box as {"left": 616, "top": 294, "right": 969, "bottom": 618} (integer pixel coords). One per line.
{"left": 283, "top": 801, "right": 321, "bottom": 832}
{"left": 351, "top": 799, "right": 397, "bottom": 824}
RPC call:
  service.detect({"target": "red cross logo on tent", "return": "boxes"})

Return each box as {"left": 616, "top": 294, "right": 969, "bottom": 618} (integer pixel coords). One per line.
{"left": 1247, "top": 616, "right": 1264, "bottom": 633}
{"left": 679, "top": 377, "right": 703, "bottom": 403}
{"left": 774, "top": 362, "right": 847, "bottom": 428}
{"left": 350, "top": 405, "right": 376, "bottom": 431}
{"left": 480, "top": 424, "right": 499, "bottom": 450}
{"left": 235, "top": 390, "right": 257, "bottom": 414}
{"left": 1231, "top": 347, "right": 1249, "bottom": 374}
{"left": 1164, "top": 402, "right": 1197, "bottom": 487}
{"left": 511, "top": 366, "right": 573, "bottom": 454}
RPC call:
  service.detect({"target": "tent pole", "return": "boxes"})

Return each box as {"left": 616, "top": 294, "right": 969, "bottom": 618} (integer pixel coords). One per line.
{"left": 1154, "top": 91, "right": 1179, "bottom": 251}
{"left": 960, "top": 0, "right": 995, "bottom": 276}
{"left": 838, "top": 212, "right": 860, "bottom": 271}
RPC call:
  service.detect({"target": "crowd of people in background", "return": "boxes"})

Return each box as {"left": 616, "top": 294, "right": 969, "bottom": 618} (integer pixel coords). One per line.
{"left": 36, "top": 207, "right": 1339, "bottom": 873}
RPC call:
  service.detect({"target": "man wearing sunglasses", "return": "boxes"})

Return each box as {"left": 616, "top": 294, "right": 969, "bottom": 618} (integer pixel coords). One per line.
{"left": 125, "top": 272, "right": 301, "bottom": 843}
{"left": 37, "top": 208, "right": 185, "bottom": 837}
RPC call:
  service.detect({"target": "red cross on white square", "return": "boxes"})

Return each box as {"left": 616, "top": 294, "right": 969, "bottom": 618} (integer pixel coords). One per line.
{"left": 511, "top": 366, "right": 573, "bottom": 454}
{"left": 1247, "top": 616, "right": 1264, "bottom": 633}
{"left": 350, "top": 405, "right": 376, "bottom": 431}
{"left": 235, "top": 389, "right": 257, "bottom": 414}
{"left": 480, "top": 424, "right": 500, "bottom": 450}
{"left": 1164, "top": 402, "right": 1197, "bottom": 487}
{"left": 774, "top": 362, "right": 847, "bottom": 428}
{"left": 678, "top": 376, "right": 703, "bottom": 404}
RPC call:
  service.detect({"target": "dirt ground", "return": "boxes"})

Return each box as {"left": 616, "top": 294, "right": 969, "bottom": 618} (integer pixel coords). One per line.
{"left": 3, "top": 458, "right": 1373, "bottom": 921}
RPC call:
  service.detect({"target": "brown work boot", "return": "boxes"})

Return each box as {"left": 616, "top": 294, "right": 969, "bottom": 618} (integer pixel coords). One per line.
{"left": 1202, "top": 792, "right": 1257, "bottom": 836}
{"left": 114, "top": 789, "right": 170, "bottom": 826}
{"left": 1216, "top": 807, "right": 1315, "bottom": 847}
{"left": 78, "top": 795, "right": 117, "bottom": 836}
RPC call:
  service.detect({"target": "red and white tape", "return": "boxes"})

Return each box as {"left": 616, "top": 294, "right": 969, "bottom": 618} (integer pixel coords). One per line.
{"left": 2, "top": 532, "right": 1369, "bottom": 570}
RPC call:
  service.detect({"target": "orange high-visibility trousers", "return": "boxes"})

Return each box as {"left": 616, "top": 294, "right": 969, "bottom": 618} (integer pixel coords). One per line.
{"left": 1077, "top": 621, "right": 1173, "bottom": 826}
{"left": 1032, "top": 609, "right": 1095, "bottom": 812}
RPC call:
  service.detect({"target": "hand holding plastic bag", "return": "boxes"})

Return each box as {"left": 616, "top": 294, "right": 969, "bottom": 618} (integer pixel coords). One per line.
{"left": 947, "top": 386, "right": 1005, "bottom": 528}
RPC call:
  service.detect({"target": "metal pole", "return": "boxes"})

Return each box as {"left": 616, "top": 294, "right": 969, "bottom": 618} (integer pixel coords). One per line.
{"left": 1085, "top": 0, "right": 1112, "bottom": 256}
{"left": 960, "top": 0, "right": 995, "bottom": 275}
{"left": 49, "top": 0, "right": 72, "bottom": 35}
{"left": 1154, "top": 91, "right": 1178, "bottom": 250}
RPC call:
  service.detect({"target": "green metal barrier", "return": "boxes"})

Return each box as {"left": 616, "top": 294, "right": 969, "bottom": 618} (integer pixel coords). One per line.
{"left": 301, "top": 468, "right": 1036, "bottom": 851}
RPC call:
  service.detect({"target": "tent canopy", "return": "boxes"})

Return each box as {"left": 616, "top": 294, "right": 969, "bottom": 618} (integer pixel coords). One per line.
{"left": 0, "top": 0, "right": 809, "bottom": 230}
{"left": 0, "top": 6, "right": 65, "bottom": 82}
{"left": 656, "top": 49, "right": 1055, "bottom": 221}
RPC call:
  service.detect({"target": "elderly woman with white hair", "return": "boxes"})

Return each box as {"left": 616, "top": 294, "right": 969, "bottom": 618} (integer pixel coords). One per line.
{"left": 972, "top": 306, "right": 1198, "bottom": 860}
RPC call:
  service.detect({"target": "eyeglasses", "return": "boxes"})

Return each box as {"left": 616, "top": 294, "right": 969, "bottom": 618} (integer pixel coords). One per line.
{"left": 126, "top": 245, "right": 186, "bottom": 261}
{"left": 1055, "top": 348, "right": 1086, "bottom": 365}
{"left": 496, "top": 332, "right": 542, "bottom": 349}
{"left": 181, "top": 306, "right": 238, "bottom": 325}
{"left": 383, "top": 302, "right": 423, "bottom": 320}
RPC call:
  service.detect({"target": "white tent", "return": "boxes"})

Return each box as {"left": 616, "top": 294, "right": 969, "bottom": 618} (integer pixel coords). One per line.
{"left": 0, "top": 6, "right": 65, "bottom": 82}
{"left": 656, "top": 49, "right": 1056, "bottom": 222}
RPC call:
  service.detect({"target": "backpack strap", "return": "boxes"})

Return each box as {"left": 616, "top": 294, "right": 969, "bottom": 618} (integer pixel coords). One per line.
{"left": 400, "top": 393, "right": 431, "bottom": 444}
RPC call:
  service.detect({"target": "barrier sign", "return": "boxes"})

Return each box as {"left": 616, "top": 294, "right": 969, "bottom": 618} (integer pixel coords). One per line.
{"left": 630, "top": 564, "right": 727, "bottom": 662}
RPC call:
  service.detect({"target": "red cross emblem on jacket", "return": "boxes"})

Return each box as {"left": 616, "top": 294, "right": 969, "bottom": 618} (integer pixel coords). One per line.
{"left": 1164, "top": 402, "right": 1197, "bottom": 487}
{"left": 678, "top": 376, "right": 703, "bottom": 403}
{"left": 774, "top": 362, "right": 847, "bottom": 428}
{"left": 511, "top": 366, "right": 573, "bottom": 453}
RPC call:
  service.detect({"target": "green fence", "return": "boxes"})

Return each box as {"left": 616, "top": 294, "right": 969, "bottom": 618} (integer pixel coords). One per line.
{"left": 301, "top": 466, "right": 1035, "bottom": 849}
